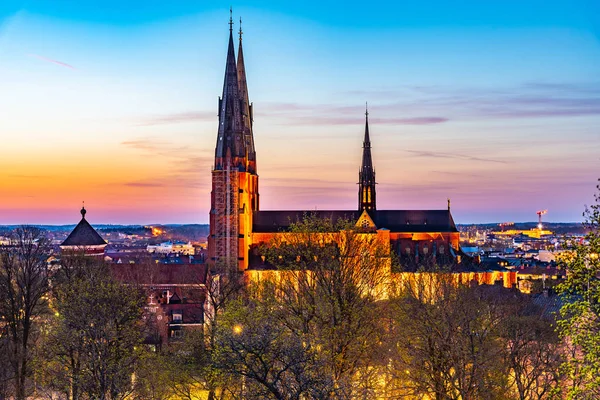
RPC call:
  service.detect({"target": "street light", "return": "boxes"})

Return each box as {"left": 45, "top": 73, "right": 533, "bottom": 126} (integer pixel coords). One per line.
{"left": 233, "top": 324, "right": 243, "bottom": 335}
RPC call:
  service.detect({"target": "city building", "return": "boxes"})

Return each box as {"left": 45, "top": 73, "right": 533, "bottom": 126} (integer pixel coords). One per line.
{"left": 147, "top": 241, "right": 195, "bottom": 256}
{"left": 61, "top": 207, "right": 208, "bottom": 346}
{"left": 60, "top": 206, "right": 107, "bottom": 256}
{"left": 111, "top": 263, "right": 208, "bottom": 348}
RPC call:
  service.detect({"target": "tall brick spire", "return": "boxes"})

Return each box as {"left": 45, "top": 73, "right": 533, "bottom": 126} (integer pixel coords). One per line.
{"left": 209, "top": 13, "right": 260, "bottom": 272}
{"left": 215, "top": 10, "right": 244, "bottom": 170}
{"left": 358, "top": 105, "right": 376, "bottom": 211}
{"left": 237, "top": 17, "right": 256, "bottom": 173}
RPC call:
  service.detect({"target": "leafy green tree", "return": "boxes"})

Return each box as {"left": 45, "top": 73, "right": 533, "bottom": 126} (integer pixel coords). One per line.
{"left": 39, "top": 255, "right": 145, "bottom": 400}
{"left": 389, "top": 276, "right": 511, "bottom": 400}
{"left": 131, "top": 350, "right": 182, "bottom": 400}
{"left": 557, "top": 180, "right": 600, "bottom": 398}
{"left": 0, "top": 227, "right": 50, "bottom": 400}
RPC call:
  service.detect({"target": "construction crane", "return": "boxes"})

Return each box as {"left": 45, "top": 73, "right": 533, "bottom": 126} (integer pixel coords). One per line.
{"left": 537, "top": 209, "right": 547, "bottom": 230}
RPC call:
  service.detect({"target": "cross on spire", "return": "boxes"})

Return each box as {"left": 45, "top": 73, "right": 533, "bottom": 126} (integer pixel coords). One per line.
{"left": 239, "top": 17, "right": 243, "bottom": 41}
{"left": 229, "top": 7, "right": 233, "bottom": 32}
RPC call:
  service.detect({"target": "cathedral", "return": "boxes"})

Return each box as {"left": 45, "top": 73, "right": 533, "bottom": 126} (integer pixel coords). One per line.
{"left": 55, "top": 18, "right": 517, "bottom": 347}
{"left": 207, "top": 16, "right": 465, "bottom": 274}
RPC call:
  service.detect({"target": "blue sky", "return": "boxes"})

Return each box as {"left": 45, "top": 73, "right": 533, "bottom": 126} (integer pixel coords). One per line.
{"left": 0, "top": 0, "right": 599, "bottom": 224}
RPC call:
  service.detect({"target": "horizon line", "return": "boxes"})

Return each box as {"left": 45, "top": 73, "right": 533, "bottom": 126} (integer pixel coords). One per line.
{"left": 0, "top": 220, "right": 584, "bottom": 227}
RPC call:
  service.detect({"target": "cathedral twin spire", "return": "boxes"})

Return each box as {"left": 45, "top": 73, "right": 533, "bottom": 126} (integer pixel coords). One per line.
{"left": 215, "top": 11, "right": 254, "bottom": 173}
{"left": 359, "top": 105, "right": 376, "bottom": 211}
{"left": 237, "top": 19, "right": 256, "bottom": 169}
{"left": 215, "top": 13, "right": 374, "bottom": 211}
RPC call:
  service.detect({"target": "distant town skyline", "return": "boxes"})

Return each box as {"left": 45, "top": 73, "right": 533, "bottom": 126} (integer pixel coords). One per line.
{"left": 1, "top": 1, "right": 599, "bottom": 224}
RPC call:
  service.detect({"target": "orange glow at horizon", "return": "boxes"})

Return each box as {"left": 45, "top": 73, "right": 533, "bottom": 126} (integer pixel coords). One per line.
{"left": 0, "top": 138, "right": 211, "bottom": 224}
{"left": 0, "top": 129, "right": 596, "bottom": 224}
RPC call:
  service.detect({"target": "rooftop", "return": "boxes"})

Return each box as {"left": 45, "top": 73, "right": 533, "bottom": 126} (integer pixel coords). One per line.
{"left": 61, "top": 207, "right": 107, "bottom": 247}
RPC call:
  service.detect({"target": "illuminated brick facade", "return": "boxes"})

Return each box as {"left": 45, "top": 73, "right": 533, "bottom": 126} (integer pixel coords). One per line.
{"left": 208, "top": 18, "right": 258, "bottom": 272}
{"left": 208, "top": 20, "right": 469, "bottom": 277}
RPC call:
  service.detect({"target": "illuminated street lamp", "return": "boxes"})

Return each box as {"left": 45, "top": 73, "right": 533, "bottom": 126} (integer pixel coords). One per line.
{"left": 233, "top": 324, "right": 243, "bottom": 335}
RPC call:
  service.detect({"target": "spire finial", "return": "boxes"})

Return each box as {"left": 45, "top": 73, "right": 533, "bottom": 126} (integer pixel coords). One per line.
{"left": 448, "top": 198, "right": 451, "bottom": 211}
{"left": 365, "top": 102, "right": 369, "bottom": 118}
{"left": 81, "top": 201, "right": 87, "bottom": 219}
{"left": 229, "top": 7, "right": 233, "bottom": 32}
{"left": 239, "top": 17, "right": 243, "bottom": 41}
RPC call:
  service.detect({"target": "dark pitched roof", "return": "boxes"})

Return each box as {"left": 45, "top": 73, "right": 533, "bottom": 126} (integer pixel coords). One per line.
{"left": 252, "top": 211, "right": 359, "bottom": 233}
{"left": 252, "top": 209, "right": 458, "bottom": 233}
{"left": 62, "top": 217, "right": 107, "bottom": 246}
{"left": 372, "top": 210, "right": 457, "bottom": 233}
{"left": 531, "top": 291, "right": 565, "bottom": 319}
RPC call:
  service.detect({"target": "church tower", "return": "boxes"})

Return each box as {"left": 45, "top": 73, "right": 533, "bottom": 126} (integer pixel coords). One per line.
{"left": 237, "top": 18, "right": 259, "bottom": 212}
{"left": 358, "top": 106, "right": 376, "bottom": 211}
{"left": 209, "top": 13, "right": 259, "bottom": 271}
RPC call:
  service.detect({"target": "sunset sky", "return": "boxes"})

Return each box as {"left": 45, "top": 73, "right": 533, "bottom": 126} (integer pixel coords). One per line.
{"left": 1, "top": 0, "right": 599, "bottom": 224}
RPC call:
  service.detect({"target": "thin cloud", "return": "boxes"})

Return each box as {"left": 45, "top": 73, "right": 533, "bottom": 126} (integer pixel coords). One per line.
{"left": 261, "top": 102, "right": 316, "bottom": 113}
{"left": 121, "top": 137, "right": 212, "bottom": 163}
{"left": 334, "top": 82, "right": 600, "bottom": 121}
{"left": 28, "top": 53, "right": 76, "bottom": 70}
{"left": 7, "top": 174, "right": 52, "bottom": 179}
{"left": 268, "top": 114, "right": 448, "bottom": 126}
{"left": 123, "top": 182, "right": 165, "bottom": 188}
{"left": 522, "top": 82, "right": 600, "bottom": 95}
{"left": 120, "top": 175, "right": 207, "bottom": 190}
{"left": 135, "top": 111, "right": 215, "bottom": 126}
{"left": 261, "top": 185, "right": 354, "bottom": 204}
{"left": 121, "top": 138, "right": 172, "bottom": 152}
{"left": 264, "top": 177, "right": 348, "bottom": 188}
{"left": 260, "top": 102, "right": 449, "bottom": 126}
{"left": 116, "top": 138, "right": 212, "bottom": 192}
{"left": 120, "top": 137, "right": 208, "bottom": 160}
{"left": 439, "top": 84, "right": 600, "bottom": 119}
{"left": 430, "top": 170, "right": 485, "bottom": 178}
{"left": 386, "top": 117, "right": 448, "bottom": 125}
{"left": 404, "top": 150, "right": 507, "bottom": 164}
{"left": 265, "top": 163, "right": 353, "bottom": 172}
